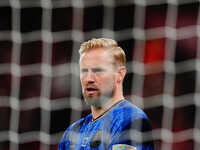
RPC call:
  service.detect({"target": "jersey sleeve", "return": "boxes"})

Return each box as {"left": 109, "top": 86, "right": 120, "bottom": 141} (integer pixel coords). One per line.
{"left": 110, "top": 118, "right": 155, "bottom": 150}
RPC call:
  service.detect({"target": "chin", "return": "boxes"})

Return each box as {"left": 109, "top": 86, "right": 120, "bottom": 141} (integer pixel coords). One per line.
{"left": 84, "top": 96, "right": 99, "bottom": 106}
{"left": 84, "top": 94, "right": 112, "bottom": 108}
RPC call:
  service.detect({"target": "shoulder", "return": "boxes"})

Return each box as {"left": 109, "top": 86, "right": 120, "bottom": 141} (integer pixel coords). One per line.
{"left": 110, "top": 100, "right": 152, "bottom": 133}
{"left": 68, "top": 113, "right": 92, "bottom": 131}
{"left": 110, "top": 100, "right": 154, "bottom": 149}
{"left": 61, "top": 113, "right": 92, "bottom": 139}
{"left": 58, "top": 114, "right": 92, "bottom": 150}
{"left": 113, "top": 100, "right": 148, "bottom": 121}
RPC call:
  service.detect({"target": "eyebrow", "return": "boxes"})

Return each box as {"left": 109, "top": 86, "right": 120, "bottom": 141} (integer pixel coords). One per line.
{"left": 80, "top": 67, "right": 106, "bottom": 73}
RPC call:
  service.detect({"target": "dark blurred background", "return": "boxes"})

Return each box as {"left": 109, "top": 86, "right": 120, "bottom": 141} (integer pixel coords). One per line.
{"left": 0, "top": 0, "right": 199, "bottom": 150}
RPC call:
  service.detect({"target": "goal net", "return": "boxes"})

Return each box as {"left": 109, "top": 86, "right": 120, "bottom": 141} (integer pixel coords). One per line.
{"left": 0, "top": 0, "right": 199, "bottom": 150}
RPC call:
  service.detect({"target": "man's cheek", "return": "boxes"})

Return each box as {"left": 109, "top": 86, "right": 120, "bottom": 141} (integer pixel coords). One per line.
{"left": 102, "top": 82, "right": 113, "bottom": 90}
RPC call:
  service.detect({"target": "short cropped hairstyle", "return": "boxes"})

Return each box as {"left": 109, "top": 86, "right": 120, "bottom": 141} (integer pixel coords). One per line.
{"left": 79, "top": 38, "right": 126, "bottom": 67}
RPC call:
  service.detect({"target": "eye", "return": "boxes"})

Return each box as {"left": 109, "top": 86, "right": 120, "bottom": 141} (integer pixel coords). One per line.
{"left": 92, "top": 68, "right": 105, "bottom": 73}
{"left": 81, "top": 68, "right": 88, "bottom": 73}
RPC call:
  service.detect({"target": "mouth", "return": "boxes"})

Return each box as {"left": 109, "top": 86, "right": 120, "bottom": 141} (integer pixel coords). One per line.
{"left": 86, "top": 87, "right": 98, "bottom": 95}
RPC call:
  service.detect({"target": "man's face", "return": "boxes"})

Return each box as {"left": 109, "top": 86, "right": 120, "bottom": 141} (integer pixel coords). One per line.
{"left": 79, "top": 48, "right": 117, "bottom": 107}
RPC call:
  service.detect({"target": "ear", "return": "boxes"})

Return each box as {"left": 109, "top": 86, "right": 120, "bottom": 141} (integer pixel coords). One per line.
{"left": 116, "top": 66, "right": 126, "bottom": 84}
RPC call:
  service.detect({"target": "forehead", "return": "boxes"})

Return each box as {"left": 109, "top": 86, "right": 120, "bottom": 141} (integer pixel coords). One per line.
{"left": 79, "top": 48, "right": 114, "bottom": 67}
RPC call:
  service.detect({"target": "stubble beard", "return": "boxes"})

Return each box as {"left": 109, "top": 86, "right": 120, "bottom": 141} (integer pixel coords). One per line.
{"left": 83, "top": 90, "right": 114, "bottom": 108}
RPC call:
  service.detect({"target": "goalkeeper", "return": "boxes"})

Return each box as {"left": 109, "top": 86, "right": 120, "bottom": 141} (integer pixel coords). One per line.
{"left": 58, "top": 38, "right": 154, "bottom": 150}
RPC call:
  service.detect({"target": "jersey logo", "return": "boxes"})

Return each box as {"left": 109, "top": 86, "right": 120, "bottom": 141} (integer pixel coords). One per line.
{"left": 112, "top": 144, "right": 137, "bottom": 150}
{"left": 81, "top": 137, "right": 89, "bottom": 147}
{"left": 90, "top": 130, "right": 102, "bottom": 148}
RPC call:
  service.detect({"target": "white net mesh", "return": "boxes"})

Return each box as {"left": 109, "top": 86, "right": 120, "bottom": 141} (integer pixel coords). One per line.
{"left": 0, "top": 0, "right": 199, "bottom": 150}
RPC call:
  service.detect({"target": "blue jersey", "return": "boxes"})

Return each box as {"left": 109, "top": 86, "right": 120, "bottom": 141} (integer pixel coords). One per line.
{"left": 58, "top": 100, "right": 154, "bottom": 150}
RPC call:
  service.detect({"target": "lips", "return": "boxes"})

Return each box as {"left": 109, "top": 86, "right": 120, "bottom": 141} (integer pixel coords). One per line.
{"left": 85, "top": 87, "right": 98, "bottom": 95}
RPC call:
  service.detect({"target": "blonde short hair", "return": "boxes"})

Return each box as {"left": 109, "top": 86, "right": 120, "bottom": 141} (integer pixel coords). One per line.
{"left": 79, "top": 38, "right": 126, "bottom": 67}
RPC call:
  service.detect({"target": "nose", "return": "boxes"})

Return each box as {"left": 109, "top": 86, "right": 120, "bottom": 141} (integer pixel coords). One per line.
{"left": 86, "top": 71, "right": 95, "bottom": 84}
